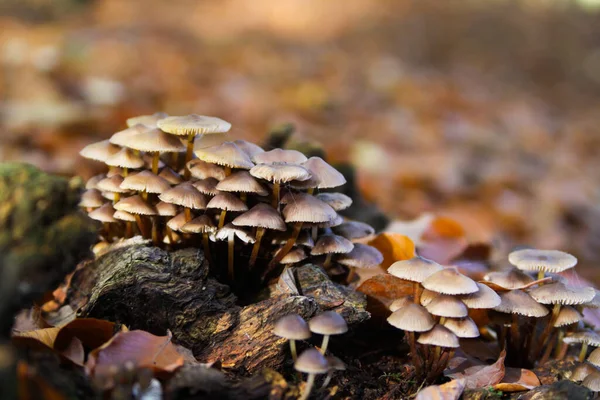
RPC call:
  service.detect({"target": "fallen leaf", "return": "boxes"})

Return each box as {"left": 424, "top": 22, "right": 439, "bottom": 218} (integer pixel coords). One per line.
{"left": 446, "top": 349, "right": 506, "bottom": 389}
{"left": 368, "top": 233, "right": 416, "bottom": 269}
{"left": 86, "top": 330, "right": 184, "bottom": 377}
{"left": 415, "top": 378, "right": 465, "bottom": 400}
{"left": 13, "top": 327, "right": 61, "bottom": 349}
{"left": 58, "top": 337, "right": 85, "bottom": 366}
{"left": 357, "top": 274, "right": 413, "bottom": 300}
{"left": 418, "top": 238, "right": 468, "bottom": 265}
{"left": 12, "top": 306, "right": 50, "bottom": 334}
{"left": 18, "top": 360, "right": 67, "bottom": 400}
{"left": 423, "top": 216, "right": 466, "bottom": 240}
{"left": 54, "top": 318, "right": 121, "bottom": 350}
{"left": 385, "top": 213, "right": 435, "bottom": 244}
{"left": 493, "top": 367, "right": 540, "bottom": 392}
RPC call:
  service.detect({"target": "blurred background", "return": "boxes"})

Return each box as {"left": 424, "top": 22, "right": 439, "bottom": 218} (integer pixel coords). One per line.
{"left": 1, "top": 0, "right": 600, "bottom": 281}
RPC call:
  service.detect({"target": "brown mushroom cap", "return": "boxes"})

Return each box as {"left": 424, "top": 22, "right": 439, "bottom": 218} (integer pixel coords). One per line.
{"left": 85, "top": 174, "right": 105, "bottom": 190}
{"left": 337, "top": 243, "right": 383, "bottom": 269}
{"left": 315, "top": 192, "right": 353, "bottom": 211}
{"left": 231, "top": 203, "right": 285, "bottom": 231}
{"left": 215, "top": 224, "right": 255, "bottom": 243}
{"left": 387, "top": 256, "right": 444, "bottom": 283}
{"left": 421, "top": 268, "right": 479, "bottom": 295}
{"left": 419, "top": 289, "right": 438, "bottom": 307}
{"left": 460, "top": 283, "right": 501, "bottom": 309}
{"left": 332, "top": 221, "right": 376, "bottom": 240}
{"left": 126, "top": 112, "right": 168, "bottom": 128}
{"left": 105, "top": 148, "right": 145, "bottom": 169}
{"left": 571, "top": 363, "right": 598, "bottom": 382}
{"left": 308, "top": 311, "right": 348, "bottom": 336}
{"left": 293, "top": 157, "right": 347, "bottom": 190}
{"left": 279, "top": 247, "right": 308, "bottom": 264}
{"left": 88, "top": 203, "right": 117, "bottom": 223}
{"left": 271, "top": 230, "right": 315, "bottom": 248}
{"left": 589, "top": 350, "right": 600, "bottom": 368}
{"left": 187, "top": 159, "right": 227, "bottom": 181}
{"left": 294, "top": 348, "right": 329, "bottom": 375}
{"left": 273, "top": 314, "right": 311, "bottom": 340}
{"left": 528, "top": 282, "right": 595, "bottom": 305}
{"left": 97, "top": 175, "right": 130, "bottom": 194}
{"left": 282, "top": 194, "right": 337, "bottom": 224}
{"left": 159, "top": 182, "right": 207, "bottom": 210}
{"left": 563, "top": 330, "right": 600, "bottom": 346}
{"left": 156, "top": 201, "right": 178, "bottom": 217}
{"left": 417, "top": 325, "right": 460, "bottom": 348}
{"left": 114, "top": 195, "right": 157, "bottom": 216}
{"left": 389, "top": 297, "right": 414, "bottom": 312}
{"left": 250, "top": 163, "right": 311, "bottom": 184}
{"left": 181, "top": 215, "right": 217, "bottom": 234}
{"left": 253, "top": 148, "right": 307, "bottom": 164}
{"left": 443, "top": 317, "right": 480, "bottom": 338}
{"left": 119, "top": 128, "right": 187, "bottom": 153}
{"left": 113, "top": 210, "right": 137, "bottom": 222}
{"left": 554, "top": 306, "right": 583, "bottom": 327}
{"left": 192, "top": 178, "right": 220, "bottom": 196}
{"left": 80, "top": 189, "right": 105, "bottom": 208}
{"left": 110, "top": 124, "right": 151, "bottom": 147}
{"left": 167, "top": 212, "right": 188, "bottom": 232}
{"left": 158, "top": 167, "right": 184, "bottom": 185}
{"left": 233, "top": 140, "right": 264, "bottom": 158}
{"left": 216, "top": 171, "right": 268, "bottom": 195}
{"left": 80, "top": 139, "right": 120, "bottom": 162}
{"left": 583, "top": 370, "right": 600, "bottom": 391}
{"left": 508, "top": 248, "right": 577, "bottom": 273}
{"left": 120, "top": 171, "right": 171, "bottom": 194}
{"left": 483, "top": 268, "right": 535, "bottom": 290}
{"left": 194, "top": 142, "right": 254, "bottom": 169}
{"left": 157, "top": 114, "right": 231, "bottom": 136}
{"left": 207, "top": 192, "right": 248, "bottom": 212}
{"left": 387, "top": 303, "right": 435, "bottom": 332}
{"left": 425, "top": 295, "right": 468, "bottom": 318}
{"left": 493, "top": 290, "right": 549, "bottom": 317}
{"left": 311, "top": 234, "right": 354, "bottom": 256}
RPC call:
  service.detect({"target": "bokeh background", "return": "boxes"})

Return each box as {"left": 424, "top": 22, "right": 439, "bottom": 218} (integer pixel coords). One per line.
{"left": 1, "top": 0, "right": 600, "bottom": 281}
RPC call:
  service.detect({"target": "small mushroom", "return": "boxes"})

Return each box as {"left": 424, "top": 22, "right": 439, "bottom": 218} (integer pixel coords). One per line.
{"left": 571, "top": 362, "right": 598, "bottom": 382}
{"left": 194, "top": 141, "right": 254, "bottom": 176}
{"left": 308, "top": 311, "right": 348, "bottom": 354}
{"left": 181, "top": 215, "right": 216, "bottom": 265}
{"left": 215, "top": 224, "right": 255, "bottom": 280}
{"left": 310, "top": 234, "right": 354, "bottom": 268}
{"left": 207, "top": 192, "right": 248, "bottom": 229}
{"left": 250, "top": 162, "right": 311, "bottom": 208}
{"left": 159, "top": 182, "right": 207, "bottom": 223}
{"left": 118, "top": 128, "right": 186, "bottom": 174}
{"left": 564, "top": 330, "right": 600, "bottom": 361}
{"left": 388, "top": 256, "right": 443, "bottom": 304}
{"left": 125, "top": 112, "right": 168, "bottom": 128}
{"left": 508, "top": 248, "right": 577, "bottom": 281}
{"left": 337, "top": 243, "right": 383, "bottom": 283}
{"left": 294, "top": 348, "right": 329, "bottom": 400}
{"left": 273, "top": 314, "right": 311, "bottom": 361}
{"left": 321, "top": 355, "right": 345, "bottom": 389}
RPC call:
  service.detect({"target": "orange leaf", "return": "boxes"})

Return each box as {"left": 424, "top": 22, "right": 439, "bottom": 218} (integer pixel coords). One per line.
{"left": 357, "top": 274, "right": 413, "bottom": 300}
{"left": 368, "top": 233, "right": 415, "bottom": 269}
{"left": 416, "top": 379, "right": 465, "bottom": 400}
{"left": 423, "top": 216, "right": 465, "bottom": 240}
{"left": 54, "top": 318, "right": 121, "bottom": 350}
{"left": 13, "top": 327, "right": 61, "bottom": 349}
{"left": 493, "top": 368, "right": 540, "bottom": 392}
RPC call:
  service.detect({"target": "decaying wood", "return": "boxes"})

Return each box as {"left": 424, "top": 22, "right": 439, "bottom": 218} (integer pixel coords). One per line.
{"left": 68, "top": 244, "right": 369, "bottom": 375}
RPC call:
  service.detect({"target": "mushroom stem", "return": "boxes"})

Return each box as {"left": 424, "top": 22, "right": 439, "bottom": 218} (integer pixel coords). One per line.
{"left": 510, "top": 314, "right": 520, "bottom": 351}
{"left": 218, "top": 209, "right": 227, "bottom": 229}
{"left": 123, "top": 168, "right": 129, "bottom": 177}
{"left": 185, "top": 133, "right": 195, "bottom": 166}
{"left": 269, "top": 222, "right": 302, "bottom": 266}
{"left": 289, "top": 339, "right": 298, "bottom": 361}
{"left": 408, "top": 332, "right": 421, "bottom": 377}
{"left": 142, "top": 191, "right": 148, "bottom": 202}
{"left": 224, "top": 167, "right": 232, "bottom": 177}
{"left": 125, "top": 221, "right": 133, "bottom": 238}
{"left": 299, "top": 373, "right": 316, "bottom": 400}
{"left": 498, "top": 325, "right": 507, "bottom": 351}
{"left": 537, "top": 270, "right": 545, "bottom": 281}
{"left": 323, "top": 253, "right": 332, "bottom": 268}
{"left": 113, "top": 192, "right": 120, "bottom": 203}
{"left": 166, "top": 226, "right": 175, "bottom": 245}
{"left": 185, "top": 208, "right": 192, "bottom": 223}
{"left": 202, "top": 233, "right": 212, "bottom": 267}
{"left": 228, "top": 231, "right": 235, "bottom": 281}
{"left": 103, "top": 222, "right": 111, "bottom": 240}
{"left": 554, "top": 329, "right": 565, "bottom": 359}
{"left": 311, "top": 226, "right": 318, "bottom": 241}
{"left": 540, "top": 330, "right": 557, "bottom": 365}
{"left": 152, "top": 152, "right": 160, "bottom": 175}
{"left": 579, "top": 343, "right": 589, "bottom": 361}
{"left": 249, "top": 227, "right": 265, "bottom": 268}
{"left": 134, "top": 215, "right": 148, "bottom": 238}
{"left": 240, "top": 193, "right": 247, "bottom": 203}
{"left": 346, "top": 267, "right": 356, "bottom": 284}
{"left": 307, "top": 188, "right": 315, "bottom": 195}
{"left": 151, "top": 217, "right": 159, "bottom": 246}
{"left": 535, "top": 304, "right": 561, "bottom": 359}
{"left": 320, "top": 335, "right": 330, "bottom": 355}
{"left": 271, "top": 183, "right": 281, "bottom": 209}
{"left": 413, "top": 283, "right": 420, "bottom": 304}
{"left": 321, "top": 372, "right": 333, "bottom": 389}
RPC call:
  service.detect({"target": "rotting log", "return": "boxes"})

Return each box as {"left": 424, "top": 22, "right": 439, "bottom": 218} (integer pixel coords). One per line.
{"left": 68, "top": 244, "right": 369, "bottom": 375}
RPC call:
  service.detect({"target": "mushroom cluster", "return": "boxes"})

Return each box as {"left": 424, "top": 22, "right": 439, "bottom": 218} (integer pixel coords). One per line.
{"left": 79, "top": 113, "right": 382, "bottom": 288}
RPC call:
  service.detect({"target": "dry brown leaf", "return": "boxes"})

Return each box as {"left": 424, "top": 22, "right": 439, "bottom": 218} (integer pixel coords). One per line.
{"left": 415, "top": 378, "right": 466, "bottom": 400}
{"left": 357, "top": 274, "right": 413, "bottom": 300}
{"left": 54, "top": 318, "right": 121, "bottom": 350}
{"left": 446, "top": 349, "right": 506, "bottom": 389}
{"left": 18, "top": 360, "right": 67, "bottom": 400}
{"left": 368, "top": 233, "right": 416, "bottom": 270}
{"left": 13, "top": 327, "right": 61, "bottom": 349}
{"left": 86, "top": 330, "right": 184, "bottom": 377}
{"left": 493, "top": 367, "right": 540, "bottom": 392}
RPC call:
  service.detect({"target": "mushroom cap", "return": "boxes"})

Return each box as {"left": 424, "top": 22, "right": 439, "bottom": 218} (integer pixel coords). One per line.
{"left": 508, "top": 248, "right": 577, "bottom": 273}
{"left": 389, "top": 297, "right": 413, "bottom": 312}
{"left": 315, "top": 192, "right": 353, "bottom": 211}
{"left": 528, "top": 282, "right": 596, "bottom": 305}
{"left": 419, "top": 289, "right": 438, "bottom": 307}
{"left": 192, "top": 178, "right": 220, "bottom": 196}
{"left": 425, "top": 295, "right": 468, "bottom": 318}
{"left": 110, "top": 124, "right": 151, "bottom": 147}
{"left": 232, "top": 203, "right": 285, "bottom": 231}
{"left": 167, "top": 212, "right": 188, "bottom": 232}
{"left": 215, "top": 224, "right": 255, "bottom": 243}
{"left": 582, "top": 290, "right": 600, "bottom": 309}
{"left": 158, "top": 167, "right": 184, "bottom": 185}
{"left": 233, "top": 140, "right": 264, "bottom": 158}
{"left": 157, "top": 114, "right": 231, "bottom": 136}
{"left": 207, "top": 192, "right": 248, "bottom": 212}
{"left": 325, "top": 355, "right": 346, "bottom": 371}
{"left": 583, "top": 371, "right": 600, "bottom": 391}
{"left": 554, "top": 306, "right": 583, "bottom": 327}
{"left": 387, "top": 256, "right": 444, "bottom": 283}
{"left": 159, "top": 182, "right": 207, "bottom": 210}
{"left": 120, "top": 171, "right": 171, "bottom": 194}
{"left": 293, "top": 157, "right": 347, "bottom": 190}
{"left": 85, "top": 174, "right": 105, "bottom": 190}
{"left": 483, "top": 268, "right": 535, "bottom": 290}
{"left": 273, "top": 314, "right": 311, "bottom": 340}
{"left": 126, "top": 112, "right": 168, "bottom": 128}
{"left": 590, "top": 350, "right": 600, "bottom": 368}
{"left": 119, "top": 128, "right": 187, "bottom": 153}
{"left": 460, "top": 283, "right": 501, "bottom": 309}
{"left": 493, "top": 290, "right": 549, "bottom": 317}
{"left": 417, "top": 325, "right": 460, "bottom": 348}
{"left": 294, "top": 348, "right": 329, "bottom": 375}
{"left": 282, "top": 194, "right": 337, "bottom": 224}
{"left": 216, "top": 171, "right": 268, "bottom": 195}
{"left": 421, "top": 268, "right": 479, "bottom": 295}
{"left": 114, "top": 195, "right": 157, "bottom": 216}
{"left": 253, "top": 148, "right": 307, "bottom": 164}
{"left": 571, "top": 363, "right": 598, "bottom": 382}
{"left": 336, "top": 243, "right": 383, "bottom": 269}
{"left": 332, "top": 221, "right": 376, "bottom": 240}
{"left": 181, "top": 215, "right": 216, "bottom": 234}
{"left": 80, "top": 139, "right": 120, "bottom": 162}
{"left": 97, "top": 175, "right": 129, "bottom": 193}
{"left": 106, "top": 167, "right": 125, "bottom": 177}
{"left": 88, "top": 203, "right": 117, "bottom": 223}
{"left": 113, "top": 210, "right": 136, "bottom": 222}
{"left": 250, "top": 163, "right": 311, "bottom": 184}
{"left": 105, "top": 148, "right": 145, "bottom": 169}
{"left": 563, "top": 330, "right": 600, "bottom": 346}
{"left": 187, "top": 159, "right": 227, "bottom": 181}
{"left": 311, "top": 234, "right": 354, "bottom": 256}
{"left": 387, "top": 303, "right": 435, "bottom": 332}
{"left": 308, "top": 311, "right": 348, "bottom": 335}
{"left": 79, "top": 189, "right": 105, "bottom": 208}
{"left": 156, "top": 201, "right": 178, "bottom": 217}
{"left": 194, "top": 142, "right": 254, "bottom": 169}
{"left": 271, "top": 230, "right": 315, "bottom": 248}
{"left": 303, "top": 213, "right": 344, "bottom": 229}
{"left": 442, "top": 317, "right": 480, "bottom": 338}
{"left": 279, "top": 247, "right": 308, "bottom": 264}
